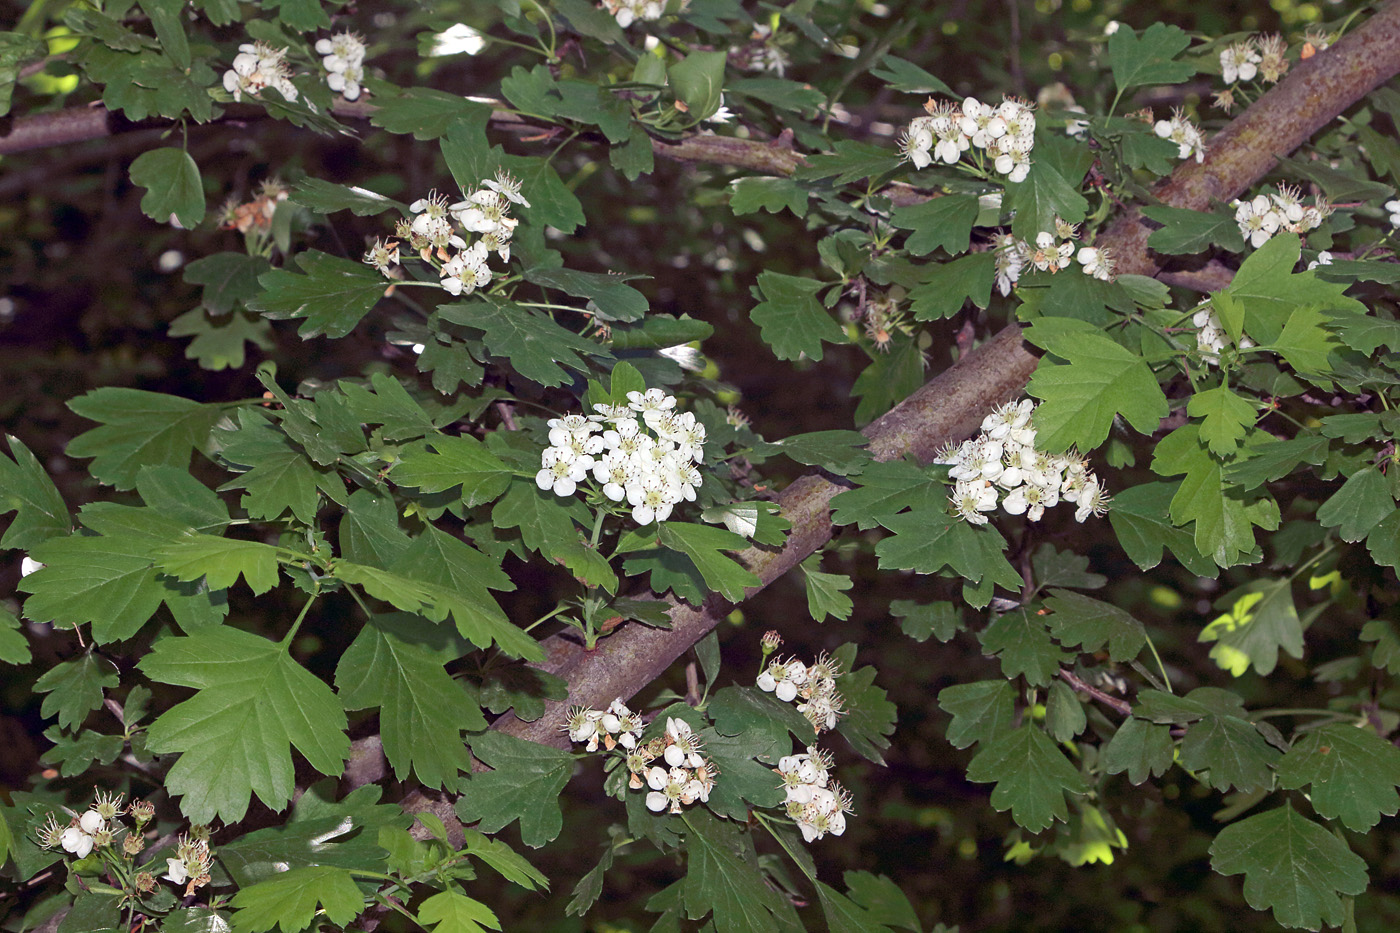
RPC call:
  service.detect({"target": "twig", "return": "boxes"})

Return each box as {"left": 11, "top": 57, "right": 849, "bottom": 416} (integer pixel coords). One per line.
{"left": 1058, "top": 668, "right": 1132, "bottom": 717}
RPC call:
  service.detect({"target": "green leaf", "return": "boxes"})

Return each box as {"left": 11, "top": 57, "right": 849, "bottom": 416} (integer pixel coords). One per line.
{"left": 1108, "top": 481, "right": 1215, "bottom": 574}
{"left": 869, "top": 55, "right": 953, "bottom": 95}
{"left": 0, "top": 33, "right": 44, "bottom": 116}
{"left": 978, "top": 608, "right": 1070, "bottom": 686}
{"left": 1272, "top": 305, "right": 1344, "bottom": 386}
{"left": 1102, "top": 717, "right": 1174, "bottom": 785}
{"left": 454, "top": 732, "right": 573, "bottom": 848}
{"left": 1317, "top": 466, "right": 1394, "bottom": 542}
{"left": 610, "top": 123, "right": 655, "bottom": 180}
{"left": 1278, "top": 152, "right": 1395, "bottom": 202}
{"left": 0, "top": 605, "right": 29, "bottom": 665}
{"left": 760, "top": 430, "right": 870, "bottom": 475}
{"left": 727, "top": 77, "right": 825, "bottom": 112}
{"left": 708, "top": 685, "right": 813, "bottom": 758}
{"left": 1025, "top": 320, "right": 1168, "bottom": 452}
{"left": 890, "top": 599, "right": 962, "bottom": 643}
{"left": 1188, "top": 385, "right": 1257, "bottom": 455}
{"left": 462, "top": 828, "right": 548, "bottom": 891}
{"left": 0, "top": 435, "right": 69, "bottom": 549}
{"left": 1152, "top": 425, "right": 1273, "bottom": 568}
{"left": 1045, "top": 680, "right": 1087, "bottom": 743}
{"left": 67, "top": 388, "right": 224, "bottom": 490}
{"left": 215, "top": 410, "right": 326, "bottom": 523}
{"left": 816, "top": 881, "right": 886, "bottom": 933}
{"left": 439, "top": 298, "right": 609, "bottom": 388}
{"left": 907, "top": 252, "right": 995, "bottom": 321}
{"left": 34, "top": 653, "right": 118, "bottom": 730}
{"left": 794, "top": 140, "right": 903, "bottom": 184}
{"left": 183, "top": 253, "right": 272, "bottom": 314}
{"left": 290, "top": 178, "right": 406, "bottom": 217}
{"left": 874, "top": 511, "right": 1021, "bottom": 591}
{"left": 658, "top": 522, "right": 759, "bottom": 602}
{"left": 829, "top": 459, "right": 949, "bottom": 530}
{"left": 1198, "top": 581, "right": 1304, "bottom": 678}
{"left": 372, "top": 87, "right": 492, "bottom": 139}
{"left": 169, "top": 309, "right": 275, "bottom": 371}
{"left": 1157, "top": 691, "right": 1278, "bottom": 792}
{"left": 251, "top": 250, "right": 389, "bottom": 340}
{"left": 841, "top": 872, "right": 920, "bottom": 931}
{"left": 1325, "top": 309, "right": 1400, "bottom": 355}
{"left": 1108, "top": 23, "right": 1195, "bottom": 93}
{"left": 416, "top": 890, "right": 501, "bottom": 933}
{"left": 833, "top": 645, "right": 898, "bottom": 764}
{"left": 938, "top": 679, "right": 1014, "bottom": 749}
{"left": 566, "top": 841, "right": 616, "bottom": 917}
{"left": 1362, "top": 618, "right": 1400, "bottom": 673}
{"left": 1224, "top": 435, "right": 1330, "bottom": 490}
{"left": 230, "top": 865, "right": 364, "bottom": 933}
{"left": 801, "top": 555, "right": 853, "bottom": 622}
{"left": 1005, "top": 143, "right": 1089, "bottom": 239}
{"left": 667, "top": 49, "right": 726, "bottom": 121}
{"left": 965, "top": 725, "right": 1088, "bottom": 832}
{"left": 336, "top": 614, "right": 483, "bottom": 790}
{"left": 681, "top": 809, "right": 798, "bottom": 929}
{"left": 392, "top": 435, "right": 512, "bottom": 507}
{"left": 1209, "top": 804, "right": 1368, "bottom": 932}
{"left": 1367, "top": 510, "right": 1400, "bottom": 572}
{"left": 1222, "top": 234, "right": 1364, "bottom": 345}
{"left": 136, "top": 0, "right": 189, "bottom": 68}
{"left": 524, "top": 267, "right": 650, "bottom": 323}
{"left": 749, "top": 271, "right": 846, "bottom": 362}
{"left": 491, "top": 478, "right": 589, "bottom": 555}
{"left": 729, "top": 176, "right": 808, "bottom": 217}
{"left": 155, "top": 532, "right": 281, "bottom": 596}
{"left": 129, "top": 147, "right": 204, "bottom": 228}
{"left": 1042, "top": 589, "right": 1147, "bottom": 662}
{"left": 1276, "top": 724, "right": 1400, "bottom": 832}
{"left": 890, "top": 195, "right": 979, "bottom": 256}
{"left": 1142, "top": 204, "right": 1244, "bottom": 254}
{"left": 21, "top": 533, "right": 167, "bottom": 643}
{"left": 1031, "top": 544, "right": 1106, "bottom": 591}
{"left": 142, "top": 627, "right": 349, "bottom": 823}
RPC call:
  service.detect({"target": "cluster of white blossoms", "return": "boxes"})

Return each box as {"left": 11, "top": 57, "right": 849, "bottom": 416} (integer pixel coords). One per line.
{"left": 364, "top": 171, "right": 527, "bottom": 293}
{"left": 901, "top": 96, "right": 1037, "bottom": 183}
{"left": 1152, "top": 108, "right": 1207, "bottom": 163}
{"left": 537, "top": 388, "right": 706, "bottom": 526}
{"left": 758, "top": 650, "right": 845, "bottom": 735}
{"left": 598, "top": 0, "right": 666, "bottom": 28}
{"left": 777, "top": 746, "right": 854, "bottom": 842}
{"left": 37, "top": 794, "right": 212, "bottom": 895}
{"left": 222, "top": 41, "right": 298, "bottom": 103}
{"left": 936, "top": 399, "right": 1110, "bottom": 524}
{"left": 1232, "top": 184, "right": 1332, "bottom": 248}
{"left": 566, "top": 705, "right": 720, "bottom": 816}
{"left": 1192, "top": 302, "right": 1256, "bottom": 366}
{"left": 315, "top": 31, "right": 366, "bottom": 101}
{"left": 992, "top": 219, "right": 1115, "bottom": 296}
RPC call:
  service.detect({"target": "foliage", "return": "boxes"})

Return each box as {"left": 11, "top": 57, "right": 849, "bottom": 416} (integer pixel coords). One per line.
{"left": 2, "top": 0, "right": 1400, "bottom": 931}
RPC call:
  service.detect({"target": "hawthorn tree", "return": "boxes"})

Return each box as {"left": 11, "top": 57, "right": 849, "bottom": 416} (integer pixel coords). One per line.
{"left": 3, "top": 0, "right": 1400, "bottom": 930}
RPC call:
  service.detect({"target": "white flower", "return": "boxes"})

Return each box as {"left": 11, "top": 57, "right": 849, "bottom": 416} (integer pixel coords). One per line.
{"left": 950, "top": 480, "right": 998, "bottom": 525}
{"left": 1307, "top": 251, "right": 1333, "bottom": 271}
{"left": 60, "top": 825, "right": 94, "bottom": 859}
{"left": 1076, "top": 246, "right": 1115, "bottom": 281}
{"left": 1234, "top": 194, "right": 1281, "bottom": 248}
{"left": 223, "top": 42, "right": 298, "bottom": 104}
{"left": 1220, "top": 40, "right": 1260, "bottom": 84}
{"left": 537, "top": 447, "right": 589, "bottom": 497}
{"left": 1154, "top": 109, "right": 1206, "bottom": 163}
{"left": 164, "top": 858, "right": 190, "bottom": 885}
{"left": 1386, "top": 199, "right": 1400, "bottom": 227}
{"left": 440, "top": 241, "right": 493, "bottom": 296}
{"left": 20, "top": 555, "right": 43, "bottom": 576}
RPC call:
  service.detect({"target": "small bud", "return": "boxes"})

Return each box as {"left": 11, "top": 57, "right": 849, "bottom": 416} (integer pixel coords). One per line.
{"left": 134, "top": 871, "right": 158, "bottom": 894}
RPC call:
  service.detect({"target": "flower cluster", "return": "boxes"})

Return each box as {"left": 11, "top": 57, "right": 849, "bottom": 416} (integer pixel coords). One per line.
{"left": 218, "top": 178, "right": 290, "bottom": 235}
{"left": 902, "top": 96, "right": 1037, "bottom": 183}
{"left": 731, "top": 23, "right": 790, "bottom": 76}
{"left": 936, "top": 399, "right": 1110, "bottom": 524}
{"left": 565, "top": 705, "right": 720, "bottom": 816}
{"left": 598, "top": 0, "right": 666, "bottom": 28}
{"left": 366, "top": 171, "right": 527, "bottom": 292}
{"left": 777, "top": 746, "right": 854, "bottom": 842}
{"left": 1232, "top": 184, "right": 1331, "bottom": 248}
{"left": 1192, "top": 302, "right": 1256, "bottom": 366}
{"left": 315, "top": 31, "right": 366, "bottom": 101}
{"left": 992, "top": 220, "right": 1115, "bottom": 296}
{"left": 758, "top": 651, "right": 845, "bottom": 734}
{"left": 537, "top": 388, "right": 706, "bottom": 526}
{"left": 1153, "top": 108, "right": 1206, "bottom": 163}
{"left": 37, "top": 793, "right": 211, "bottom": 894}
{"left": 222, "top": 41, "right": 298, "bottom": 103}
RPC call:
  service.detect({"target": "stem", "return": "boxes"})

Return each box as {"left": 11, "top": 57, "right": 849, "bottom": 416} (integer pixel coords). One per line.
{"left": 523, "top": 603, "right": 570, "bottom": 635}
{"left": 590, "top": 508, "right": 607, "bottom": 549}
{"left": 1143, "top": 637, "right": 1174, "bottom": 695}
{"left": 280, "top": 592, "right": 319, "bottom": 646}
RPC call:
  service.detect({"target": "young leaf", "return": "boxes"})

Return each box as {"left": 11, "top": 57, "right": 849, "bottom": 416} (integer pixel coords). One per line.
{"left": 141, "top": 627, "right": 350, "bottom": 823}
{"left": 907, "top": 252, "right": 995, "bottom": 321}
{"left": 833, "top": 645, "right": 898, "bottom": 764}
{"left": 749, "top": 271, "right": 846, "bottom": 362}
{"left": 155, "top": 532, "right": 281, "bottom": 596}
{"left": 454, "top": 732, "right": 573, "bottom": 848}
{"left": 1042, "top": 590, "right": 1147, "bottom": 662}
{"left": 1276, "top": 723, "right": 1400, "bottom": 832}
{"left": 0, "top": 435, "right": 70, "bottom": 549}
{"left": 251, "top": 249, "right": 389, "bottom": 339}
{"left": 667, "top": 49, "right": 726, "bottom": 121}
{"left": 1199, "top": 580, "right": 1304, "bottom": 677}
{"left": 890, "top": 599, "right": 962, "bottom": 643}
{"left": 1108, "top": 23, "right": 1195, "bottom": 93}
{"left": 1209, "top": 804, "right": 1368, "bottom": 932}
{"left": 129, "top": 147, "right": 205, "bottom": 228}
{"left": 416, "top": 889, "right": 501, "bottom": 933}
{"left": 965, "top": 725, "right": 1088, "bottom": 833}
{"left": 34, "top": 653, "right": 118, "bottom": 731}
{"left": 67, "top": 388, "right": 225, "bottom": 490}
{"left": 230, "top": 865, "right": 364, "bottom": 933}
{"left": 1152, "top": 425, "right": 1275, "bottom": 568}
{"left": 1188, "top": 385, "right": 1257, "bottom": 455}
{"left": 335, "top": 614, "right": 484, "bottom": 791}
